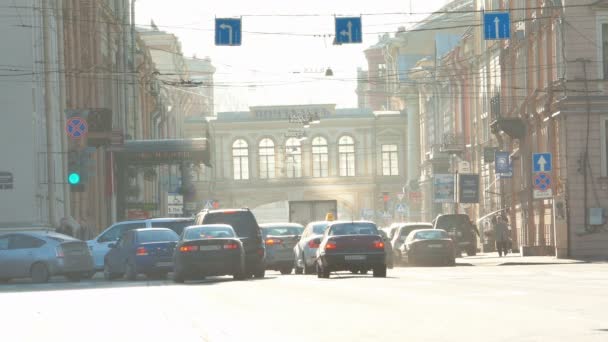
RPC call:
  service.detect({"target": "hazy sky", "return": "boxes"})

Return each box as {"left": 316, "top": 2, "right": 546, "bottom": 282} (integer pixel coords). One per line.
{"left": 135, "top": 0, "right": 450, "bottom": 112}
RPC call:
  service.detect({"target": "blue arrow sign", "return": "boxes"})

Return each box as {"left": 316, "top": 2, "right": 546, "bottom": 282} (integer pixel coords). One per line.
{"left": 533, "top": 153, "right": 552, "bottom": 173}
{"left": 215, "top": 18, "right": 242, "bottom": 46}
{"left": 484, "top": 12, "right": 510, "bottom": 40}
{"left": 335, "top": 17, "right": 362, "bottom": 44}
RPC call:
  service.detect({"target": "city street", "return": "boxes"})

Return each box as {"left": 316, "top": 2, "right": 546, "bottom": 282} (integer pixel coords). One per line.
{"left": 1, "top": 263, "right": 607, "bottom": 342}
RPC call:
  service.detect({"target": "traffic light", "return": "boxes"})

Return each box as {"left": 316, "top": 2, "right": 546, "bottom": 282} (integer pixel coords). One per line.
{"left": 67, "top": 150, "right": 90, "bottom": 192}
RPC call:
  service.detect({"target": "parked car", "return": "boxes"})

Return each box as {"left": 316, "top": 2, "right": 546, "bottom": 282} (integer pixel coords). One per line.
{"left": 87, "top": 217, "right": 194, "bottom": 273}
{"left": 315, "top": 221, "right": 387, "bottom": 279}
{"left": 260, "top": 222, "right": 304, "bottom": 274}
{"left": 195, "top": 208, "right": 265, "bottom": 278}
{"left": 388, "top": 223, "right": 433, "bottom": 265}
{"left": 293, "top": 221, "right": 330, "bottom": 274}
{"left": 103, "top": 228, "right": 179, "bottom": 281}
{"left": 377, "top": 230, "right": 394, "bottom": 269}
{"left": 400, "top": 229, "right": 455, "bottom": 266}
{"left": 432, "top": 214, "right": 479, "bottom": 256}
{"left": 0, "top": 231, "right": 93, "bottom": 283}
{"left": 173, "top": 224, "right": 246, "bottom": 283}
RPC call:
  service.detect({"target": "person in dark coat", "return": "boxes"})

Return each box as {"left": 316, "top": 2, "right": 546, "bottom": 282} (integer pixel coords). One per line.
{"left": 492, "top": 216, "right": 509, "bottom": 257}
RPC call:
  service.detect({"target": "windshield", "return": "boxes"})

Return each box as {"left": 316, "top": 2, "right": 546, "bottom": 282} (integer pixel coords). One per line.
{"left": 151, "top": 220, "right": 195, "bottom": 235}
{"left": 184, "top": 226, "right": 235, "bottom": 240}
{"left": 261, "top": 226, "right": 304, "bottom": 237}
{"left": 414, "top": 230, "right": 448, "bottom": 240}
{"left": 137, "top": 230, "right": 179, "bottom": 243}
{"left": 203, "top": 212, "right": 259, "bottom": 239}
{"left": 312, "top": 223, "right": 329, "bottom": 235}
{"left": 329, "top": 223, "right": 379, "bottom": 236}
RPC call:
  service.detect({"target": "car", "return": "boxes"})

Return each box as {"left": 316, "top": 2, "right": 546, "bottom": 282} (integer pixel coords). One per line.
{"left": 173, "top": 224, "right": 246, "bottom": 283}
{"left": 87, "top": 217, "right": 194, "bottom": 273}
{"left": 260, "top": 222, "right": 304, "bottom": 275}
{"left": 399, "top": 229, "right": 455, "bottom": 266}
{"left": 315, "top": 221, "right": 387, "bottom": 279}
{"left": 432, "top": 214, "right": 479, "bottom": 256}
{"left": 293, "top": 221, "right": 330, "bottom": 274}
{"left": 0, "top": 231, "right": 93, "bottom": 283}
{"left": 103, "top": 228, "right": 179, "bottom": 281}
{"left": 377, "top": 230, "right": 394, "bottom": 269}
{"left": 387, "top": 223, "right": 434, "bottom": 265}
{"left": 194, "top": 208, "right": 265, "bottom": 278}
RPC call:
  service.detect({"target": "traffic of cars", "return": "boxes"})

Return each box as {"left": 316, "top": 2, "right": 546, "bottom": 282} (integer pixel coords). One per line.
{"left": 0, "top": 211, "right": 478, "bottom": 283}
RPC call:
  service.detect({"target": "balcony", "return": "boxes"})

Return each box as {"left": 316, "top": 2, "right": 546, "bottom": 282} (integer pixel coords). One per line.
{"left": 440, "top": 133, "right": 465, "bottom": 153}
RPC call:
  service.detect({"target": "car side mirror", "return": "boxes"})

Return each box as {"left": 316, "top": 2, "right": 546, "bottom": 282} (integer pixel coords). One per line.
{"left": 108, "top": 243, "right": 116, "bottom": 248}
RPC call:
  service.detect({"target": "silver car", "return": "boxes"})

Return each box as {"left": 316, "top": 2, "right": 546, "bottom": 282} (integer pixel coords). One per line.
{"left": 293, "top": 221, "right": 330, "bottom": 274}
{"left": 260, "top": 222, "right": 304, "bottom": 274}
{"left": 0, "top": 231, "right": 94, "bottom": 283}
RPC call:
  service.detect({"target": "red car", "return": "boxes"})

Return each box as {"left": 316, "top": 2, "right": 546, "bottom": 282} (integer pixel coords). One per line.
{"left": 314, "top": 221, "right": 387, "bottom": 279}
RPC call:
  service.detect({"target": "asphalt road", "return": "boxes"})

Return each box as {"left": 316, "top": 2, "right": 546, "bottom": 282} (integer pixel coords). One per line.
{"left": 1, "top": 264, "right": 607, "bottom": 342}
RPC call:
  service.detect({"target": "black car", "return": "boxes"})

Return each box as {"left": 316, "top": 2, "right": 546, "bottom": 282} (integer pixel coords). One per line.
{"left": 432, "top": 214, "right": 479, "bottom": 256}
{"left": 173, "top": 224, "right": 246, "bottom": 282}
{"left": 315, "top": 221, "right": 387, "bottom": 279}
{"left": 194, "top": 208, "right": 265, "bottom": 278}
{"left": 400, "top": 229, "right": 455, "bottom": 266}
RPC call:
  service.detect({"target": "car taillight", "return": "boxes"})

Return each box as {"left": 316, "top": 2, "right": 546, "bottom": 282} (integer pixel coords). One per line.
{"left": 224, "top": 243, "right": 238, "bottom": 250}
{"left": 136, "top": 247, "right": 148, "bottom": 256}
{"left": 325, "top": 241, "right": 337, "bottom": 250}
{"left": 373, "top": 240, "right": 385, "bottom": 249}
{"left": 55, "top": 247, "right": 65, "bottom": 258}
{"left": 265, "top": 238, "right": 283, "bottom": 246}
{"left": 308, "top": 240, "right": 320, "bottom": 248}
{"left": 179, "top": 245, "right": 198, "bottom": 252}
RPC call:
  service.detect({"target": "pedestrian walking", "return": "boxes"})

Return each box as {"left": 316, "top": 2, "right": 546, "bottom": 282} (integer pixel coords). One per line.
{"left": 492, "top": 216, "right": 509, "bottom": 257}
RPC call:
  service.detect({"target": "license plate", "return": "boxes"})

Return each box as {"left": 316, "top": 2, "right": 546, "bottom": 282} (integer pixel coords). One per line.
{"left": 345, "top": 255, "right": 366, "bottom": 261}
{"left": 156, "top": 262, "right": 173, "bottom": 267}
{"left": 199, "top": 245, "right": 221, "bottom": 251}
{"left": 428, "top": 244, "right": 442, "bottom": 248}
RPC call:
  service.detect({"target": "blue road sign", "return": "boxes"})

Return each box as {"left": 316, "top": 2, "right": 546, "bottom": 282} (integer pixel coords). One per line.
{"left": 335, "top": 17, "right": 362, "bottom": 44}
{"left": 495, "top": 151, "right": 510, "bottom": 174}
{"left": 215, "top": 18, "right": 242, "bottom": 46}
{"left": 534, "top": 172, "right": 551, "bottom": 191}
{"left": 533, "top": 153, "right": 552, "bottom": 173}
{"left": 484, "top": 12, "right": 510, "bottom": 40}
{"left": 395, "top": 203, "right": 407, "bottom": 213}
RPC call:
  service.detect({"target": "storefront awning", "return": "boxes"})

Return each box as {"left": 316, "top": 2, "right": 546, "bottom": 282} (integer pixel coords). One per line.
{"left": 112, "top": 138, "right": 211, "bottom": 166}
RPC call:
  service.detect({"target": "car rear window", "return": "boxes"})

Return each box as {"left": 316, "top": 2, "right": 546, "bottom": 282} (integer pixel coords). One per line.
{"left": 415, "top": 230, "right": 448, "bottom": 240}
{"left": 435, "top": 215, "right": 471, "bottom": 230}
{"left": 400, "top": 225, "right": 432, "bottom": 237}
{"left": 261, "top": 227, "right": 303, "bottom": 237}
{"left": 137, "top": 230, "right": 179, "bottom": 243}
{"left": 151, "top": 220, "right": 194, "bottom": 235}
{"left": 203, "top": 212, "right": 259, "bottom": 239}
{"left": 329, "top": 223, "right": 379, "bottom": 236}
{"left": 312, "top": 223, "right": 328, "bottom": 234}
{"left": 185, "top": 226, "right": 235, "bottom": 240}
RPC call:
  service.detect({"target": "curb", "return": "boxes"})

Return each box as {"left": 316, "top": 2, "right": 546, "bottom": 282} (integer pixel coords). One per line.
{"left": 497, "top": 261, "right": 590, "bottom": 266}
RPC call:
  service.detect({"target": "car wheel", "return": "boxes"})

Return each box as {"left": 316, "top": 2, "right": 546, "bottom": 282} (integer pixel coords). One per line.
{"left": 173, "top": 269, "right": 186, "bottom": 283}
{"left": 65, "top": 273, "right": 81, "bottom": 282}
{"left": 280, "top": 266, "right": 292, "bottom": 275}
{"left": 466, "top": 246, "right": 477, "bottom": 256}
{"left": 447, "top": 257, "right": 456, "bottom": 266}
{"left": 316, "top": 262, "right": 329, "bottom": 279}
{"left": 359, "top": 269, "right": 369, "bottom": 275}
{"left": 303, "top": 255, "right": 314, "bottom": 275}
{"left": 124, "top": 262, "right": 137, "bottom": 281}
{"left": 253, "top": 262, "right": 265, "bottom": 279}
{"left": 350, "top": 268, "right": 359, "bottom": 274}
{"left": 373, "top": 265, "right": 387, "bottom": 278}
{"left": 294, "top": 265, "right": 303, "bottom": 275}
{"left": 233, "top": 262, "right": 247, "bottom": 281}
{"left": 30, "top": 263, "right": 50, "bottom": 283}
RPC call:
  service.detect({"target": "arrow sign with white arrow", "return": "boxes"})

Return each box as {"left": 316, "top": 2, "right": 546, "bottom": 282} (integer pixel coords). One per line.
{"left": 484, "top": 12, "right": 510, "bottom": 40}
{"left": 215, "top": 18, "right": 242, "bottom": 46}
{"left": 335, "top": 17, "right": 362, "bottom": 44}
{"left": 533, "top": 153, "right": 552, "bottom": 173}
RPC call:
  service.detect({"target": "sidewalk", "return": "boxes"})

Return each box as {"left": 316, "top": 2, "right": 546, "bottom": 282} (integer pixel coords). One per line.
{"left": 456, "top": 253, "right": 591, "bottom": 267}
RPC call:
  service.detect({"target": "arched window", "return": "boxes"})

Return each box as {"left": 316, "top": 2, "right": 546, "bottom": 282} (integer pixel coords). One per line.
{"left": 232, "top": 139, "right": 249, "bottom": 180}
{"left": 312, "top": 137, "right": 328, "bottom": 177}
{"left": 285, "top": 138, "right": 302, "bottom": 178}
{"left": 338, "top": 136, "right": 355, "bottom": 176}
{"left": 259, "top": 138, "right": 275, "bottom": 179}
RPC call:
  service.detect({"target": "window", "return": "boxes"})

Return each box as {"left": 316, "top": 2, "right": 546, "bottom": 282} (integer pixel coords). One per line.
{"left": 382, "top": 144, "right": 399, "bottom": 176}
{"left": 259, "top": 138, "right": 275, "bottom": 179}
{"left": 378, "top": 63, "right": 387, "bottom": 79}
{"left": 10, "top": 235, "right": 45, "bottom": 249}
{"left": 338, "top": 136, "right": 355, "bottom": 176}
{"left": 232, "top": 139, "right": 249, "bottom": 180}
{"left": 285, "top": 138, "right": 302, "bottom": 178}
{"left": 150, "top": 219, "right": 194, "bottom": 235}
{"left": 136, "top": 230, "right": 179, "bottom": 243}
{"left": 329, "top": 222, "right": 379, "bottom": 236}
{"left": 0, "top": 236, "right": 9, "bottom": 250}
{"left": 602, "top": 117, "right": 608, "bottom": 177}
{"left": 603, "top": 24, "right": 608, "bottom": 79}
{"left": 99, "top": 222, "right": 145, "bottom": 243}
{"left": 185, "top": 226, "right": 236, "bottom": 240}
{"left": 312, "top": 137, "right": 328, "bottom": 177}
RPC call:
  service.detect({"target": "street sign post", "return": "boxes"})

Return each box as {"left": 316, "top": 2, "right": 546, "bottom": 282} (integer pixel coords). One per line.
{"left": 483, "top": 12, "right": 510, "bottom": 40}
{"left": 533, "top": 153, "right": 552, "bottom": 173}
{"left": 335, "top": 17, "right": 362, "bottom": 44}
{"left": 215, "top": 18, "right": 242, "bottom": 46}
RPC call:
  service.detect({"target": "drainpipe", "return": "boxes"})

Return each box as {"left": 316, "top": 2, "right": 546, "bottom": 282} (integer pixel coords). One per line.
{"left": 42, "top": 0, "right": 57, "bottom": 227}
{"left": 55, "top": 0, "right": 70, "bottom": 220}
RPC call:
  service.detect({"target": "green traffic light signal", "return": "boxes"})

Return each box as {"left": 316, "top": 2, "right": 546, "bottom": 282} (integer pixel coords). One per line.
{"left": 68, "top": 172, "right": 81, "bottom": 185}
